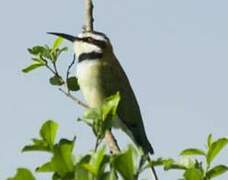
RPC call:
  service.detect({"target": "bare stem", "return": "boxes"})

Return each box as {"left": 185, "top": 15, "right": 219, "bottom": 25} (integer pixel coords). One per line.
{"left": 66, "top": 55, "right": 76, "bottom": 84}
{"left": 59, "top": 88, "right": 89, "bottom": 108}
{"left": 53, "top": 62, "right": 61, "bottom": 78}
{"left": 45, "top": 64, "right": 56, "bottom": 75}
{"left": 104, "top": 130, "right": 120, "bottom": 154}
{"left": 83, "top": 0, "right": 94, "bottom": 32}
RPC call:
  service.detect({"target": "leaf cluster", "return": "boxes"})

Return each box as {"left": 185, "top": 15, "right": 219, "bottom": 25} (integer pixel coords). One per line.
{"left": 149, "top": 134, "right": 228, "bottom": 180}
{"left": 8, "top": 120, "right": 150, "bottom": 180}
{"left": 22, "top": 38, "right": 79, "bottom": 92}
{"left": 82, "top": 92, "right": 120, "bottom": 141}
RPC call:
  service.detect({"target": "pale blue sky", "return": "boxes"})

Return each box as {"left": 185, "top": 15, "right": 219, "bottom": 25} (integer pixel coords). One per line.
{"left": 0, "top": 0, "right": 227, "bottom": 179}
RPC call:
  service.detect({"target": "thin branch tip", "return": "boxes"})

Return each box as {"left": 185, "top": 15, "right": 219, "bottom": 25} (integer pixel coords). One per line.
{"left": 84, "top": 0, "right": 94, "bottom": 32}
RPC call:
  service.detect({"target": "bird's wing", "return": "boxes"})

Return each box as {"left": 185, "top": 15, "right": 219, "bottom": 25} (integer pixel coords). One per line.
{"left": 101, "top": 56, "right": 154, "bottom": 154}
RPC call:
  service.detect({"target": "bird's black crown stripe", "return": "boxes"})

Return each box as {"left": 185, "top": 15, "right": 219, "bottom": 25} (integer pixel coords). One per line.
{"left": 79, "top": 38, "right": 107, "bottom": 49}
{"left": 78, "top": 51, "right": 103, "bottom": 62}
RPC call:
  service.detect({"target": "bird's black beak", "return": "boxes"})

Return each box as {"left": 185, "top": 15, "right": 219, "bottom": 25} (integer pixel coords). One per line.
{"left": 47, "top": 32, "right": 79, "bottom": 42}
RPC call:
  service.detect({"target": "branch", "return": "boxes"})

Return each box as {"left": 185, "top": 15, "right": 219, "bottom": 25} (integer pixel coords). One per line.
{"left": 78, "top": 0, "right": 121, "bottom": 154}
{"left": 83, "top": 0, "right": 94, "bottom": 32}
{"left": 66, "top": 55, "right": 76, "bottom": 84}
{"left": 59, "top": 88, "right": 89, "bottom": 108}
{"left": 104, "top": 130, "right": 120, "bottom": 154}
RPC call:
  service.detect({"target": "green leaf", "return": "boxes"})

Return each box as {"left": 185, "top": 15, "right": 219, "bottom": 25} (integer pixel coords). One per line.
{"left": 74, "top": 154, "right": 91, "bottom": 179}
{"left": 22, "top": 138, "right": 50, "bottom": 152}
{"left": 184, "top": 168, "right": 203, "bottom": 180}
{"left": 22, "top": 121, "right": 58, "bottom": 152}
{"left": 147, "top": 158, "right": 165, "bottom": 168}
{"left": 40, "top": 120, "right": 58, "bottom": 147}
{"left": 51, "top": 139, "right": 75, "bottom": 176}
{"left": 8, "top": 168, "right": 36, "bottom": 180}
{"left": 83, "top": 92, "right": 120, "bottom": 122}
{"left": 67, "top": 76, "right": 80, "bottom": 91}
{"left": 207, "top": 134, "right": 213, "bottom": 148}
{"left": 100, "top": 170, "right": 117, "bottom": 180}
{"left": 147, "top": 158, "right": 187, "bottom": 171}
{"left": 36, "top": 162, "right": 54, "bottom": 172}
{"left": 83, "top": 108, "right": 99, "bottom": 123}
{"left": 53, "top": 37, "right": 63, "bottom": 50}
{"left": 206, "top": 165, "right": 228, "bottom": 179}
{"left": 83, "top": 92, "right": 121, "bottom": 139}
{"left": 28, "top": 46, "right": 46, "bottom": 55}
{"left": 101, "top": 92, "right": 120, "bottom": 121}
{"left": 22, "top": 60, "right": 45, "bottom": 73}
{"left": 28, "top": 42, "right": 68, "bottom": 65}
{"left": 112, "top": 146, "right": 136, "bottom": 180}
{"left": 39, "top": 45, "right": 52, "bottom": 60}
{"left": 81, "top": 164, "right": 97, "bottom": 175}
{"left": 77, "top": 154, "right": 92, "bottom": 165}
{"left": 22, "top": 144, "right": 49, "bottom": 152}
{"left": 81, "top": 147, "right": 109, "bottom": 177}
{"left": 207, "top": 138, "right": 228, "bottom": 165}
{"left": 49, "top": 76, "right": 64, "bottom": 86}
{"left": 180, "top": 148, "right": 206, "bottom": 156}
{"left": 74, "top": 166, "right": 90, "bottom": 180}
{"left": 52, "top": 173, "right": 61, "bottom": 180}
{"left": 162, "top": 158, "right": 187, "bottom": 170}
{"left": 35, "top": 139, "right": 75, "bottom": 176}
{"left": 91, "top": 147, "right": 108, "bottom": 176}
{"left": 177, "top": 157, "right": 196, "bottom": 169}
{"left": 22, "top": 139, "right": 51, "bottom": 152}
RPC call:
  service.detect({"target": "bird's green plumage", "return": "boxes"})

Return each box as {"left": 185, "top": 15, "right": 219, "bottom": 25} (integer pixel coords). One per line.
{"left": 100, "top": 53, "right": 154, "bottom": 154}
{"left": 77, "top": 43, "right": 154, "bottom": 154}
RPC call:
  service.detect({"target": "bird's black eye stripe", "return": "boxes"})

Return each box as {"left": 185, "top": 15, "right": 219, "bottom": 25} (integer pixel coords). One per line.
{"left": 81, "top": 37, "right": 107, "bottom": 49}
{"left": 92, "top": 39, "right": 107, "bottom": 49}
{"left": 78, "top": 51, "right": 103, "bottom": 62}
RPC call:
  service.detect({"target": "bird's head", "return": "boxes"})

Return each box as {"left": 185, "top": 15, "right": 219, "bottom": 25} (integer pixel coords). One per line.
{"left": 48, "top": 31, "right": 112, "bottom": 62}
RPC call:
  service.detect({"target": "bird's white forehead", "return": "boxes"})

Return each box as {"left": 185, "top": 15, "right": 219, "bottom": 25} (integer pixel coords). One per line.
{"left": 78, "top": 32, "right": 108, "bottom": 42}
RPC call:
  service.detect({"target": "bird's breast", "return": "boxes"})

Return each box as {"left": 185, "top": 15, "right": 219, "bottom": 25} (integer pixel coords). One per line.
{"left": 76, "top": 59, "right": 105, "bottom": 107}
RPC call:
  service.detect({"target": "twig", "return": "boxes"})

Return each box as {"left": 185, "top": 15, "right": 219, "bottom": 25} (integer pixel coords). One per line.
{"left": 44, "top": 59, "right": 61, "bottom": 78}
{"left": 66, "top": 54, "right": 76, "bottom": 93}
{"left": 53, "top": 62, "right": 61, "bottom": 78}
{"left": 135, "top": 156, "right": 146, "bottom": 178}
{"left": 42, "top": 58, "right": 56, "bottom": 75}
{"left": 104, "top": 130, "right": 120, "bottom": 154}
{"left": 66, "top": 55, "right": 76, "bottom": 86}
{"left": 59, "top": 88, "right": 89, "bottom": 108}
{"left": 146, "top": 156, "right": 159, "bottom": 180}
{"left": 94, "top": 138, "right": 101, "bottom": 152}
{"left": 45, "top": 64, "right": 56, "bottom": 75}
{"left": 83, "top": 0, "right": 94, "bottom": 32}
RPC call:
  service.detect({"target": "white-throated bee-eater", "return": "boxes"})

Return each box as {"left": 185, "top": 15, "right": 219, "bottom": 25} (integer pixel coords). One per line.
{"left": 48, "top": 31, "right": 154, "bottom": 155}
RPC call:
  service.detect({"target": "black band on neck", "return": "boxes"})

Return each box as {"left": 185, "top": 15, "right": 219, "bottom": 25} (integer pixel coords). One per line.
{"left": 78, "top": 51, "right": 103, "bottom": 62}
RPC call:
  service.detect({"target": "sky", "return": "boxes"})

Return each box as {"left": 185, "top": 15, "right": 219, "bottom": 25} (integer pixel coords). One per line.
{"left": 0, "top": 0, "right": 228, "bottom": 179}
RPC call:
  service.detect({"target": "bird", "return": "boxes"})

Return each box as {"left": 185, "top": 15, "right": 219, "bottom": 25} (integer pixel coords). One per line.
{"left": 48, "top": 31, "right": 154, "bottom": 155}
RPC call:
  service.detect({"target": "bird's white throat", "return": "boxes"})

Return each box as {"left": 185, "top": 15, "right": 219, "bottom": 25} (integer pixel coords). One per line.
{"left": 76, "top": 59, "right": 100, "bottom": 78}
